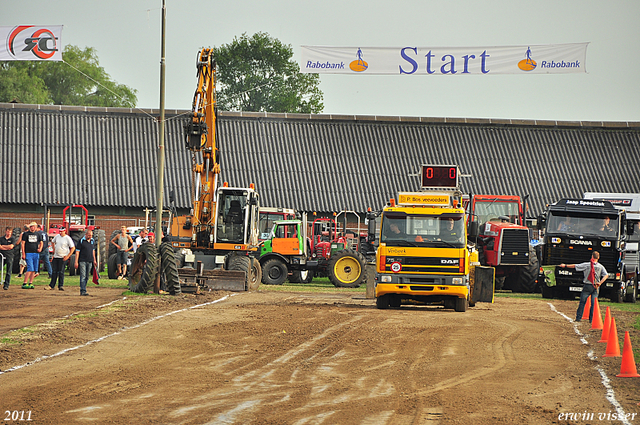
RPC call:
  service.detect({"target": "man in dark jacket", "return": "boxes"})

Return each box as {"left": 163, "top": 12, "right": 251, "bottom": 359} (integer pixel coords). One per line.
{"left": 0, "top": 227, "right": 15, "bottom": 290}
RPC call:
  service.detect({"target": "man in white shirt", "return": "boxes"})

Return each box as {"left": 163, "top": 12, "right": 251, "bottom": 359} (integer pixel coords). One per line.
{"left": 47, "top": 227, "right": 76, "bottom": 290}
{"left": 133, "top": 228, "right": 149, "bottom": 253}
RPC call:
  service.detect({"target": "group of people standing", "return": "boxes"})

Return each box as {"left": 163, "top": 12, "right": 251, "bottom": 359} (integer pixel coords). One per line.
{"left": 0, "top": 223, "right": 99, "bottom": 296}
{"left": 0, "top": 223, "right": 156, "bottom": 295}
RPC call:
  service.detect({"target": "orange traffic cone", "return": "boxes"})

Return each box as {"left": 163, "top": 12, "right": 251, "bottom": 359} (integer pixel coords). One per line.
{"left": 591, "top": 298, "right": 603, "bottom": 330}
{"left": 603, "top": 317, "right": 621, "bottom": 357}
{"left": 581, "top": 295, "right": 591, "bottom": 320}
{"left": 617, "top": 331, "right": 640, "bottom": 377}
{"left": 598, "top": 307, "right": 612, "bottom": 343}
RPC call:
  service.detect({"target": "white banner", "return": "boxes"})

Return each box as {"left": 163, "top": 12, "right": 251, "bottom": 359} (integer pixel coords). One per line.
{"left": 0, "top": 25, "right": 63, "bottom": 61}
{"left": 301, "top": 43, "right": 588, "bottom": 75}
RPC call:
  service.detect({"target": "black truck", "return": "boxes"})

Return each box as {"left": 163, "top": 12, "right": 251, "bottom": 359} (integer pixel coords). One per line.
{"left": 538, "top": 198, "right": 637, "bottom": 302}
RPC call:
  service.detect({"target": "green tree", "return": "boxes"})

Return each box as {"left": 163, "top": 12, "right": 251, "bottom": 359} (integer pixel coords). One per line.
{"left": 213, "top": 32, "right": 323, "bottom": 113}
{"left": 0, "top": 45, "right": 137, "bottom": 107}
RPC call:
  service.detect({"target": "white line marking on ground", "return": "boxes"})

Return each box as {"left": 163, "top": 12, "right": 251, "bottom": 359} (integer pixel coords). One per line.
{"left": 0, "top": 294, "right": 238, "bottom": 376}
{"left": 95, "top": 297, "right": 127, "bottom": 309}
{"left": 548, "top": 302, "right": 631, "bottom": 425}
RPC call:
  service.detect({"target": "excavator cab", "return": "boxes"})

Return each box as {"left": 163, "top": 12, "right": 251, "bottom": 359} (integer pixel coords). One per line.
{"left": 215, "top": 187, "right": 260, "bottom": 246}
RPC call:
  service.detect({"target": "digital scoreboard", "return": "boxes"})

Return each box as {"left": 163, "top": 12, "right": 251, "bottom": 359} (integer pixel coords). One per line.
{"left": 421, "top": 165, "right": 459, "bottom": 189}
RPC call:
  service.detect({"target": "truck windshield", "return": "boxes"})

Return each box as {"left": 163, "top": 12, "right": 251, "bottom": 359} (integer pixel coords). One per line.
{"left": 381, "top": 213, "right": 465, "bottom": 248}
{"left": 473, "top": 200, "right": 521, "bottom": 225}
{"left": 547, "top": 212, "right": 619, "bottom": 238}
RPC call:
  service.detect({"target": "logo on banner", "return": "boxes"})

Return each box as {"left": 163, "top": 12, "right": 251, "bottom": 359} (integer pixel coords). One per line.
{"left": 518, "top": 46, "right": 537, "bottom": 71}
{"left": 7, "top": 25, "right": 59, "bottom": 60}
{"left": 349, "top": 48, "right": 368, "bottom": 72}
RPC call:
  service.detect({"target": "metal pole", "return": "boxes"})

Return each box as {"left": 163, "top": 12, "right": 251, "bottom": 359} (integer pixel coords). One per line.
{"left": 155, "top": 0, "right": 167, "bottom": 247}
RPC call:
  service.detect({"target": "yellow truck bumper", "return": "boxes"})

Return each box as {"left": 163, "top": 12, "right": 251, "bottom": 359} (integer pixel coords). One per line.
{"left": 375, "top": 282, "right": 468, "bottom": 299}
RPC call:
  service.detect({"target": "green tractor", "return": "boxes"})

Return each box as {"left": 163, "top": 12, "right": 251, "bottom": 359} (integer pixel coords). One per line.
{"left": 256, "top": 212, "right": 369, "bottom": 288}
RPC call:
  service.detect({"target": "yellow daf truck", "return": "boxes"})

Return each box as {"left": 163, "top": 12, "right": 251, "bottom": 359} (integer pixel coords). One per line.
{"left": 373, "top": 165, "right": 494, "bottom": 311}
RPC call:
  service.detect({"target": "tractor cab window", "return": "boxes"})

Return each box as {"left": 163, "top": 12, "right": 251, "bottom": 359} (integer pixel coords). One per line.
{"left": 381, "top": 213, "right": 465, "bottom": 248}
{"left": 274, "top": 223, "right": 297, "bottom": 239}
{"left": 259, "top": 212, "right": 283, "bottom": 241}
{"left": 473, "top": 200, "right": 521, "bottom": 225}
{"left": 547, "top": 212, "right": 619, "bottom": 238}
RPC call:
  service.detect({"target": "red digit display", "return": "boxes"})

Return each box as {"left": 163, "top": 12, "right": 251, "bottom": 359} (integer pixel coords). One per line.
{"left": 421, "top": 165, "right": 458, "bottom": 188}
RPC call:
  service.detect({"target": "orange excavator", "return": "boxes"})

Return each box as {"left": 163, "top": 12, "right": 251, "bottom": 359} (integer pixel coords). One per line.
{"left": 167, "top": 48, "right": 262, "bottom": 291}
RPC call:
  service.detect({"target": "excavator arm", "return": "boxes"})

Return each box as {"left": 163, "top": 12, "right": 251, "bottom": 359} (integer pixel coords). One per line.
{"left": 184, "top": 48, "right": 221, "bottom": 227}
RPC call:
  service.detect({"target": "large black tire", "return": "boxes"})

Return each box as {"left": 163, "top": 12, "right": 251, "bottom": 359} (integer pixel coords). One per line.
{"left": 625, "top": 280, "right": 637, "bottom": 303}
{"left": 94, "top": 229, "right": 107, "bottom": 273}
{"left": 68, "top": 253, "right": 77, "bottom": 276}
{"left": 107, "top": 253, "right": 118, "bottom": 279}
{"left": 159, "top": 242, "right": 181, "bottom": 294}
{"left": 108, "top": 230, "right": 121, "bottom": 257}
{"left": 376, "top": 294, "right": 390, "bottom": 309}
{"left": 541, "top": 283, "right": 555, "bottom": 299}
{"left": 455, "top": 297, "right": 468, "bottom": 312}
{"left": 11, "top": 227, "right": 21, "bottom": 274}
{"left": 610, "top": 285, "right": 623, "bottom": 303}
{"left": 129, "top": 242, "right": 159, "bottom": 293}
{"left": 68, "top": 233, "right": 82, "bottom": 276}
{"left": 506, "top": 246, "right": 539, "bottom": 293}
{"left": 328, "top": 249, "right": 367, "bottom": 288}
{"left": 262, "top": 258, "right": 288, "bottom": 285}
{"left": 227, "top": 255, "right": 252, "bottom": 291}
{"left": 249, "top": 257, "right": 261, "bottom": 291}
{"left": 290, "top": 269, "right": 314, "bottom": 284}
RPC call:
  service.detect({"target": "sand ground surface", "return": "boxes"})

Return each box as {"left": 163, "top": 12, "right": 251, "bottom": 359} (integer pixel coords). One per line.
{"left": 1, "top": 287, "right": 640, "bottom": 424}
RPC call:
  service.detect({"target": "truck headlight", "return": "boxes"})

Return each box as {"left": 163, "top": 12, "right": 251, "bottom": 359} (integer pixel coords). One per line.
{"left": 380, "top": 275, "right": 392, "bottom": 283}
{"left": 452, "top": 278, "right": 463, "bottom": 285}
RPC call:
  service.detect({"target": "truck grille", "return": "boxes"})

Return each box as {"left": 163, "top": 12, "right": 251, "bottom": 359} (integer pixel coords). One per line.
{"left": 499, "top": 229, "right": 530, "bottom": 265}
{"left": 545, "top": 246, "right": 618, "bottom": 277}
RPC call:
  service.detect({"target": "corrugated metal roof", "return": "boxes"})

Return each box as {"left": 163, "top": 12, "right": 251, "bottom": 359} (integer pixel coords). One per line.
{"left": 1, "top": 103, "right": 639, "bottom": 216}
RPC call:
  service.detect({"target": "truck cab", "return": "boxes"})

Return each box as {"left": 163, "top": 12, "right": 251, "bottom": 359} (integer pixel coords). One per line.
{"left": 374, "top": 165, "right": 494, "bottom": 311}
{"left": 538, "top": 198, "right": 635, "bottom": 302}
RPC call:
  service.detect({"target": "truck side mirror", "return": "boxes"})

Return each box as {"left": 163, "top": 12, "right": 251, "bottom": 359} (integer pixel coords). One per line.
{"left": 537, "top": 215, "right": 546, "bottom": 230}
{"left": 627, "top": 221, "right": 635, "bottom": 236}
{"left": 368, "top": 219, "right": 377, "bottom": 242}
{"left": 468, "top": 221, "right": 479, "bottom": 239}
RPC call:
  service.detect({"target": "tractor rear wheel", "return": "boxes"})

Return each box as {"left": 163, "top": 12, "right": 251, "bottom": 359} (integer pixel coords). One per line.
{"left": 328, "top": 249, "right": 367, "bottom": 288}
{"left": 506, "top": 246, "right": 539, "bottom": 293}
{"left": 94, "top": 229, "right": 107, "bottom": 273}
{"left": 108, "top": 230, "right": 120, "bottom": 257}
{"left": 262, "top": 258, "right": 288, "bottom": 285}
{"left": 11, "top": 227, "right": 21, "bottom": 274}
{"left": 159, "top": 242, "right": 181, "bottom": 294}
{"left": 107, "top": 253, "right": 118, "bottom": 279}
{"left": 129, "top": 242, "right": 159, "bottom": 293}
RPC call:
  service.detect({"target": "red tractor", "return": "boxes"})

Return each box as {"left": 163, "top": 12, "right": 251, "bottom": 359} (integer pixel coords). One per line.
{"left": 465, "top": 195, "right": 538, "bottom": 292}
{"left": 309, "top": 213, "right": 368, "bottom": 288}
{"left": 48, "top": 205, "right": 106, "bottom": 275}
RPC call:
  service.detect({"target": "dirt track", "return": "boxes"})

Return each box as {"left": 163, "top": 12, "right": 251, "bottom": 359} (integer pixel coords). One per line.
{"left": 1, "top": 288, "right": 640, "bottom": 424}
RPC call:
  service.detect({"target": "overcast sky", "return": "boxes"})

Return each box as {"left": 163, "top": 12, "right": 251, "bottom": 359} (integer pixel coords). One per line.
{"left": 3, "top": 0, "right": 639, "bottom": 122}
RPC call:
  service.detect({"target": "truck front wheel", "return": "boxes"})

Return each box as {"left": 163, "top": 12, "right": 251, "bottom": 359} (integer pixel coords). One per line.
{"left": 376, "top": 294, "right": 390, "bottom": 309}
{"left": 454, "top": 297, "right": 468, "bottom": 312}
{"left": 262, "top": 258, "right": 288, "bottom": 285}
